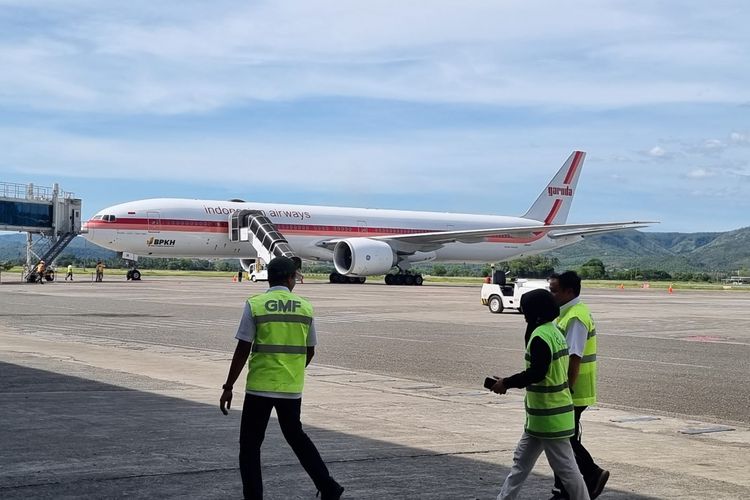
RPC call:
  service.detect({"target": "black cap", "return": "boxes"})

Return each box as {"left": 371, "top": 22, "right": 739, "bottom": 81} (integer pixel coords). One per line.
{"left": 267, "top": 256, "right": 298, "bottom": 283}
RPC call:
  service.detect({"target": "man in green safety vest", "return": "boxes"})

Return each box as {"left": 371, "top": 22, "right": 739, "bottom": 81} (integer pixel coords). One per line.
{"left": 220, "top": 256, "right": 343, "bottom": 500}
{"left": 491, "top": 289, "right": 589, "bottom": 500}
{"left": 548, "top": 271, "right": 609, "bottom": 500}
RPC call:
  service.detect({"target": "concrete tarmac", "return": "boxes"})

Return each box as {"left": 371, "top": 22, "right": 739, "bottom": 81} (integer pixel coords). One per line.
{"left": 1, "top": 277, "right": 749, "bottom": 499}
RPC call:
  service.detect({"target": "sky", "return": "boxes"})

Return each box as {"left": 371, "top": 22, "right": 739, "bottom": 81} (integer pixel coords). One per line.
{"left": 0, "top": 0, "right": 748, "bottom": 232}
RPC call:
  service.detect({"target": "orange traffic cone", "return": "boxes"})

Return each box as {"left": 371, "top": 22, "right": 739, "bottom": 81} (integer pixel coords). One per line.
{"left": 668, "top": 284, "right": 673, "bottom": 294}
{"left": 618, "top": 283, "right": 624, "bottom": 290}
{"left": 232, "top": 275, "right": 237, "bottom": 283}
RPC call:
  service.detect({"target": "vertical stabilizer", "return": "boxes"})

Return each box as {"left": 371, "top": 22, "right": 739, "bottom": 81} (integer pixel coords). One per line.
{"left": 522, "top": 151, "right": 585, "bottom": 225}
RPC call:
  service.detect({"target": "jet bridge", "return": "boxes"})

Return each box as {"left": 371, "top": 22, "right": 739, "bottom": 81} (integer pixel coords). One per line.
{"left": 0, "top": 182, "right": 82, "bottom": 280}
{"left": 228, "top": 210, "right": 301, "bottom": 270}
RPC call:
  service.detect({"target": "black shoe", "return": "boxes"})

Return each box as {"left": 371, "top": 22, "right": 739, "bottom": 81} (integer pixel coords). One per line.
{"left": 588, "top": 469, "right": 609, "bottom": 499}
{"left": 317, "top": 482, "right": 344, "bottom": 500}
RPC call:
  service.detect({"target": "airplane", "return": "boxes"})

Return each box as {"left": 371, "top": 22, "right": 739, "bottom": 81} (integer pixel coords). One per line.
{"left": 83, "top": 151, "right": 653, "bottom": 285}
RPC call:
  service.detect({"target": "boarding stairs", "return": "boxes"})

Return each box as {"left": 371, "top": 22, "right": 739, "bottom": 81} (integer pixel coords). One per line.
{"left": 23, "top": 232, "right": 77, "bottom": 281}
{"left": 228, "top": 210, "right": 301, "bottom": 269}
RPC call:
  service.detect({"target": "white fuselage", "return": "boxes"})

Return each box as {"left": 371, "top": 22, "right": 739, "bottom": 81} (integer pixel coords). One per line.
{"left": 84, "top": 198, "right": 582, "bottom": 263}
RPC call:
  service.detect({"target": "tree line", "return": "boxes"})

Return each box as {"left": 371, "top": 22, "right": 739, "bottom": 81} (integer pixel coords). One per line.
{"left": 3, "top": 253, "right": 738, "bottom": 282}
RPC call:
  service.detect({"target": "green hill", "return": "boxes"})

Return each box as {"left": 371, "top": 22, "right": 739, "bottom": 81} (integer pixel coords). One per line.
{"left": 549, "top": 227, "right": 750, "bottom": 272}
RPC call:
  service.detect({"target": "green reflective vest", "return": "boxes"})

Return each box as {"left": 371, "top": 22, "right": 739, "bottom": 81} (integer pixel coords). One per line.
{"left": 556, "top": 301, "right": 597, "bottom": 406}
{"left": 524, "top": 322, "right": 575, "bottom": 439}
{"left": 246, "top": 289, "right": 313, "bottom": 394}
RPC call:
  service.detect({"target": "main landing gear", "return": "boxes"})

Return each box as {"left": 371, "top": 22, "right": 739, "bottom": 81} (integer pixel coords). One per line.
{"left": 384, "top": 272, "right": 424, "bottom": 286}
{"left": 329, "top": 272, "right": 366, "bottom": 284}
{"left": 123, "top": 258, "right": 141, "bottom": 281}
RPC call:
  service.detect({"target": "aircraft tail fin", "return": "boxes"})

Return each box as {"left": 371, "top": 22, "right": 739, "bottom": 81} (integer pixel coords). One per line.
{"left": 522, "top": 151, "right": 585, "bottom": 225}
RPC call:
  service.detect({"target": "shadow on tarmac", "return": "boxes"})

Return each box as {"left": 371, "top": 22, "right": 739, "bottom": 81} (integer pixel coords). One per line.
{"left": 0, "top": 362, "right": 658, "bottom": 499}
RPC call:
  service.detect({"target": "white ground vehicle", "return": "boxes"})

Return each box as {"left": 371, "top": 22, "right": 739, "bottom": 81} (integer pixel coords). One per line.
{"left": 480, "top": 278, "right": 550, "bottom": 313}
{"left": 248, "top": 262, "right": 268, "bottom": 282}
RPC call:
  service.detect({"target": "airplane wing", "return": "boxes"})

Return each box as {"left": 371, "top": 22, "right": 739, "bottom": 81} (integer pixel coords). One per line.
{"left": 317, "top": 221, "right": 654, "bottom": 250}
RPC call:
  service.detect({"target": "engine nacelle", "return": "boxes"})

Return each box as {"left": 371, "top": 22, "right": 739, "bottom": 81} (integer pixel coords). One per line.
{"left": 333, "top": 238, "right": 396, "bottom": 276}
{"left": 239, "top": 258, "right": 256, "bottom": 273}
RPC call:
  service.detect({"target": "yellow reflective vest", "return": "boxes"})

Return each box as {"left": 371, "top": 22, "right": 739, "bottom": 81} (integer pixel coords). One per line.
{"left": 556, "top": 301, "right": 597, "bottom": 406}
{"left": 524, "top": 322, "right": 575, "bottom": 439}
{"left": 246, "top": 289, "right": 313, "bottom": 394}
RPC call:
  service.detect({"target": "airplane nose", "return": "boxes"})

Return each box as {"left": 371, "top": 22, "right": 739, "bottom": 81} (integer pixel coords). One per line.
{"left": 81, "top": 221, "right": 94, "bottom": 240}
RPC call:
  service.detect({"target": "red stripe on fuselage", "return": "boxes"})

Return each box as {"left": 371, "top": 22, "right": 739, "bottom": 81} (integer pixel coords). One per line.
{"left": 86, "top": 218, "right": 548, "bottom": 244}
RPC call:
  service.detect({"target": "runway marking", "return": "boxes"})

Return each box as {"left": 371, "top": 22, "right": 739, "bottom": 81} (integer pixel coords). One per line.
{"left": 600, "top": 356, "right": 712, "bottom": 369}
{"left": 317, "top": 314, "right": 395, "bottom": 324}
{"left": 11, "top": 317, "right": 238, "bottom": 334}
{"left": 598, "top": 331, "right": 750, "bottom": 346}
{"left": 356, "top": 334, "right": 433, "bottom": 343}
{"left": 349, "top": 334, "right": 714, "bottom": 368}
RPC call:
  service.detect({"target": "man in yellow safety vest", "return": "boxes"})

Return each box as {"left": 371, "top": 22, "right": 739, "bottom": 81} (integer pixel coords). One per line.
{"left": 548, "top": 271, "right": 609, "bottom": 500}
{"left": 220, "top": 256, "right": 343, "bottom": 500}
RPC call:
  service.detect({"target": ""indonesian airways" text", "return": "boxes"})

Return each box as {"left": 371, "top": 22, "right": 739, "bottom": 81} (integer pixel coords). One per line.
{"left": 203, "top": 206, "right": 311, "bottom": 220}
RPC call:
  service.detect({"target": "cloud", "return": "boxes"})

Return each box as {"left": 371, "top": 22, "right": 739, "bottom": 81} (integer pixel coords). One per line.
{"left": 729, "top": 132, "right": 750, "bottom": 145}
{"left": 686, "top": 168, "right": 716, "bottom": 178}
{"left": 0, "top": 1, "right": 749, "bottom": 114}
{"left": 645, "top": 146, "right": 670, "bottom": 159}
{"left": 0, "top": 125, "right": 563, "bottom": 197}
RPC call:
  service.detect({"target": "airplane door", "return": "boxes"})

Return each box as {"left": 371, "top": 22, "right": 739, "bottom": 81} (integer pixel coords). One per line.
{"left": 357, "top": 220, "right": 368, "bottom": 234}
{"left": 147, "top": 211, "right": 160, "bottom": 233}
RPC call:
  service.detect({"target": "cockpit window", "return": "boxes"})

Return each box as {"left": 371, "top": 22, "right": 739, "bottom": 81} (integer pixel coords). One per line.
{"left": 92, "top": 215, "right": 104, "bottom": 220}
{"left": 104, "top": 215, "right": 116, "bottom": 222}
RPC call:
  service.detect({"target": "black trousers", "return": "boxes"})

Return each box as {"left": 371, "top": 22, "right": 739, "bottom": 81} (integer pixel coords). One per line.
{"left": 554, "top": 406, "right": 601, "bottom": 496}
{"left": 239, "top": 394, "right": 336, "bottom": 500}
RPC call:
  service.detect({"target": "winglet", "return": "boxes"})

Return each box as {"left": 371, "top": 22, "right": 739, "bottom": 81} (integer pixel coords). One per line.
{"left": 522, "top": 151, "right": 586, "bottom": 225}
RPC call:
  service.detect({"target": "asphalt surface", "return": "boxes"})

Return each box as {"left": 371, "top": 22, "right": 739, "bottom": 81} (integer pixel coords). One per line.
{"left": 2, "top": 277, "right": 747, "bottom": 425}
{"left": 2, "top": 276, "right": 749, "bottom": 499}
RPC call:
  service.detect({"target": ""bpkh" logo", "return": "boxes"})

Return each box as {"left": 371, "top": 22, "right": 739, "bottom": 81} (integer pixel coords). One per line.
{"left": 265, "top": 299, "right": 302, "bottom": 312}
{"left": 547, "top": 186, "right": 573, "bottom": 197}
{"left": 147, "top": 237, "right": 176, "bottom": 247}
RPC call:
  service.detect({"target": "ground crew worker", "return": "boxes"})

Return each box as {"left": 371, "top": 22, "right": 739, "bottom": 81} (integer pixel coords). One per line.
{"left": 65, "top": 264, "right": 74, "bottom": 281}
{"left": 36, "top": 260, "right": 46, "bottom": 284}
{"left": 491, "top": 289, "right": 589, "bottom": 500}
{"left": 548, "top": 271, "right": 609, "bottom": 500}
{"left": 95, "top": 261, "right": 105, "bottom": 282}
{"left": 219, "top": 256, "right": 343, "bottom": 500}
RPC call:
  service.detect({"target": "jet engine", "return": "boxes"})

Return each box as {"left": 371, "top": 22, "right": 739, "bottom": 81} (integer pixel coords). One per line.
{"left": 333, "top": 238, "right": 396, "bottom": 276}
